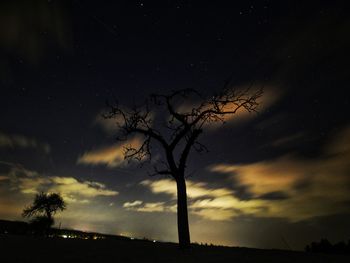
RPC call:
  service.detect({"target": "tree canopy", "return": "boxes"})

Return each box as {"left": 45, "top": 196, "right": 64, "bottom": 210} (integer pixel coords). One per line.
{"left": 22, "top": 192, "right": 66, "bottom": 220}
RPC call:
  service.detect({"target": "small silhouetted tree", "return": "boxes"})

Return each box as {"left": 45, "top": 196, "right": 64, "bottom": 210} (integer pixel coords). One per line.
{"left": 105, "top": 86, "right": 262, "bottom": 248}
{"left": 22, "top": 192, "right": 66, "bottom": 234}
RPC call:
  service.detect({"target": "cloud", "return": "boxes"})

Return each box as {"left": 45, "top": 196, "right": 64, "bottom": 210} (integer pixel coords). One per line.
{"left": 211, "top": 157, "right": 305, "bottom": 196}
{"left": 50, "top": 177, "right": 118, "bottom": 199}
{"left": 175, "top": 85, "right": 283, "bottom": 128}
{"left": 215, "top": 86, "right": 283, "bottom": 124}
{"left": 190, "top": 208, "right": 237, "bottom": 221}
{"left": 123, "top": 199, "right": 177, "bottom": 213}
{"left": 210, "top": 126, "right": 350, "bottom": 221}
{"left": 123, "top": 200, "right": 143, "bottom": 208}
{"left": 141, "top": 179, "right": 232, "bottom": 199}
{"left": 0, "top": 131, "right": 50, "bottom": 153}
{"left": 77, "top": 137, "right": 143, "bottom": 168}
{"left": 135, "top": 202, "right": 167, "bottom": 212}
{"left": 5, "top": 166, "right": 118, "bottom": 204}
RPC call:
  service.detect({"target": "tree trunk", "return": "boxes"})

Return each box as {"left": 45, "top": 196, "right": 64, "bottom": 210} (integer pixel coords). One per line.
{"left": 46, "top": 210, "right": 52, "bottom": 237}
{"left": 176, "top": 176, "right": 191, "bottom": 249}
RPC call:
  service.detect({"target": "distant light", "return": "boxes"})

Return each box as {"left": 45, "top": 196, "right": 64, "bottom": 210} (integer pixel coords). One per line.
{"left": 130, "top": 237, "right": 134, "bottom": 240}
{"left": 62, "top": 235, "right": 68, "bottom": 239}
{"left": 153, "top": 240, "right": 156, "bottom": 243}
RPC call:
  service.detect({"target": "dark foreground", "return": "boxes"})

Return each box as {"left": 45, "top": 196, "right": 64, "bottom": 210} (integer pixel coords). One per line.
{"left": 1, "top": 234, "right": 349, "bottom": 263}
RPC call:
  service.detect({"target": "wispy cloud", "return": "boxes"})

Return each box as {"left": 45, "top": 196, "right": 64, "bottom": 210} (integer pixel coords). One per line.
{"left": 141, "top": 179, "right": 232, "bottom": 199}
{"left": 123, "top": 199, "right": 177, "bottom": 213}
{"left": 0, "top": 131, "right": 50, "bottom": 153}
{"left": 77, "top": 137, "right": 143, "bottom": 168}
{"left": 125, "top": 201, "right": 176, "bottom": 213}
{"left": 123, "top": 200, "right": 143, "bottom": 208}
{"left": 5, "top": 166, "right": 118, "bottom": 204}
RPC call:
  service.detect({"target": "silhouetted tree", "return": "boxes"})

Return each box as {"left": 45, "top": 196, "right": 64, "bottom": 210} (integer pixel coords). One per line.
{"left": 22, "top": 192, "right": 66, "bottom": 234}
{"left": 105, "top": 86, "right": 263, "bottom": 248}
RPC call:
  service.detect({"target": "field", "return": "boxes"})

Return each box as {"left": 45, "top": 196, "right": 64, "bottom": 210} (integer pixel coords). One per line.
{"left": 1, "top": 234, "right": 349, "bottom": 263}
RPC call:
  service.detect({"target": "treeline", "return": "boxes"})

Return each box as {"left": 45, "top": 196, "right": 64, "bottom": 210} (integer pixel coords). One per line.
{"left": 305, "top": 239, "right": 350, "bottom": 255}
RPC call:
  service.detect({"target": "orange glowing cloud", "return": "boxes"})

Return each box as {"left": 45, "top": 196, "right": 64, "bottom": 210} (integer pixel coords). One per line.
{"left": 77, "top": 137, "right": 144, "bottom": 168}
{"left": 175, "top": 85, "right": 283, "bottom": 128}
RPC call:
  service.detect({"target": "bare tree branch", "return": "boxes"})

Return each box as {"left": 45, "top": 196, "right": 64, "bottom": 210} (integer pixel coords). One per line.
{"left": 105, "top": 86, "right": 263, "bottom": 177}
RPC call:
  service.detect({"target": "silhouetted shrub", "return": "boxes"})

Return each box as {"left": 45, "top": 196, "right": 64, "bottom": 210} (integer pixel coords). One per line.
{"left": 305, "top": 238, "right": 350, "bottom": 254}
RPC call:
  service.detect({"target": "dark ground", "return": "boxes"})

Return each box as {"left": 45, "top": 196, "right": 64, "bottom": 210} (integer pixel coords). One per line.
{"left": 1, "top": 234, "right": 349, "bottom": 263}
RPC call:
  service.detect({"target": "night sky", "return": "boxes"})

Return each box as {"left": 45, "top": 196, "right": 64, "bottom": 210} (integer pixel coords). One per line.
{"left": 0, "top": 0, "right": 349, "bottom": 250}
